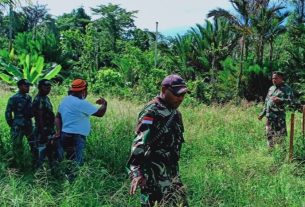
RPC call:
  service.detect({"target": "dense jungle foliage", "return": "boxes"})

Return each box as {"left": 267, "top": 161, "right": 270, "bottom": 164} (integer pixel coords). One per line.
{"left": 0, "top": 0, "right": 304, "bottom": 104}
{"left": 1, "top": 1, "right": 305, "bottom": 206}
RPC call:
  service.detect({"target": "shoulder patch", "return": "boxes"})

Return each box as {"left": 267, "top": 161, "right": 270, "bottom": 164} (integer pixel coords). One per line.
{"left": 142, "top": 116, "right": 154, "bottom": 124}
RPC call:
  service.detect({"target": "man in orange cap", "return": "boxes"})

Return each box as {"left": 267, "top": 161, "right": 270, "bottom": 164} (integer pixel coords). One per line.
{"left": 55, "top": 79, "right": 107, "bottom": 171}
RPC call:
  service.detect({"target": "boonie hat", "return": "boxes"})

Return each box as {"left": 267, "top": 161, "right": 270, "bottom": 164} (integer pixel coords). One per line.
{"left": 161, "top": 74, "right": 188, "bottom": 95}
{"left": 17, "top": 79, "right": 32, "bottom": 87}
{"left": 70, "top": 79, "right": 87, "bottom": 92}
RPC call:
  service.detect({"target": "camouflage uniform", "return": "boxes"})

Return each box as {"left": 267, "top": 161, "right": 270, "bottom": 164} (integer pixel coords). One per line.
{"left": 5, "top": 92, "right": 34, "bottom": 167}
{"left": 127, "top": 96, "right": 187, "bottom": 207}
{"left": 32, "top": 94, "right": 56, "bottom": 168}
{"left": 259, "top": 83, "right": 294, "bottom": 147}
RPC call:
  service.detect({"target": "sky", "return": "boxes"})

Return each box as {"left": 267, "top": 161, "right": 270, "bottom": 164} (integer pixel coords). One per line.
{"left": 35, "top": 0, "right": 233, "bottom": 36}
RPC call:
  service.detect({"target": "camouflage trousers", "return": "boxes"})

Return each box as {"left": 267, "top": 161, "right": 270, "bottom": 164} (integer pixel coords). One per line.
{"left": 33, "top": 128, "right": 60, "bottom": 169}
{"left": 266, "top": 117, "right": 287, "bottom": 148}
{"left": 10, "top": 124, "right": 35, "bottom": 168}
{"left": 140, "top": 176, "right": 188, "bottom": 207}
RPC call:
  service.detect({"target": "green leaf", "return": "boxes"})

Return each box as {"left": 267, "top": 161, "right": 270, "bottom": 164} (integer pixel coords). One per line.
{"left": 0, "top": 72, "right": 13, "bottom": 84}
{"left": 31, "top": 73, "right": 43, "bottom": 84}
{"left": 35, "top": 56, "right": 44, "bottom": 76}
{"left": 0, "top": 62, "right": 22, "bottom": 77}
{"left": 43, "top": 65, "right": 62, "bottom": 80}
{"left": 23, "top": 54, "right": 30, "bottom": 79}
{"left": 9, "top": 48, "right": 15, "bottom": 60}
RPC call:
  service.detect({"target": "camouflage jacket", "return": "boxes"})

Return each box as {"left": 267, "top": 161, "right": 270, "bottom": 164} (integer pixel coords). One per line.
{"left": 127, "top": 96, "right": 185, "bottom": 183}
{"left": 5, "top": 92, "right": 33, "bottom": 127}
{"left": 260, "top": 83, "right": 295, "bottom": 119}
{"left": 32, "top": 95, "right": 55, "bottom": 132}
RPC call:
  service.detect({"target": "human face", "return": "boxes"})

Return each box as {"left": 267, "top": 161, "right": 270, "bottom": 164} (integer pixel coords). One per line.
{"left": 272, "top": 74, "right": 283, "bottom": 86}
{"left": 39, "top": 85, "right": 51, "bottom": 96}
{"left": 162, "top": 87, "right": 186, "bottom": 109}
{"left": 81, "top": 88, "right": 88, "bottom": 99}
{"left": 19, "top": 84, "right": 30, "bottom": 93}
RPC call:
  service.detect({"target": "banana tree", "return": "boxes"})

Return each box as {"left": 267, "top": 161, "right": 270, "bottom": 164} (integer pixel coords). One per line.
{"left": 0, "top": 51, "right": 62, "bottom": 84}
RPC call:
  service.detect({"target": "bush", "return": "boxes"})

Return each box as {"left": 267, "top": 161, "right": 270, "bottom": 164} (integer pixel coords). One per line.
{"left": 91, "top": 68, "right": 134, "bottom": 98}
{"left": 134, "top": 68, "right": 167, "bottom": 100}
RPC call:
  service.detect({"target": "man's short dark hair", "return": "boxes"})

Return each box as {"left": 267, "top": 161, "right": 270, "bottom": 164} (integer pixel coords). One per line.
{"left": 38, "top": 79, "right": 51, "bottom": 88}
{"left": 272, "top": 71, "right": 284, "bottom": 78}
{"left": 17, "top": 79, "right": 32, "bottom": 87}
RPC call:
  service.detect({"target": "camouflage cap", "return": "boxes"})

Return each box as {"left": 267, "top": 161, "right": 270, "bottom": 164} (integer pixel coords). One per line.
{"left": 17, "top": 79, "right": 32, "bottom": 87}
{"left": 38, "top": 79, "right": 52, "bottom": 87}
{"left": 161, "top": 74, "right": 188, "bottom": 95}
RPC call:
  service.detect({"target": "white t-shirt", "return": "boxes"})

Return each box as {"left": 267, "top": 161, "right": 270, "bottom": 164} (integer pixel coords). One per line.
{"left": 58, "top": 95, "right": 98, "bottom": 136}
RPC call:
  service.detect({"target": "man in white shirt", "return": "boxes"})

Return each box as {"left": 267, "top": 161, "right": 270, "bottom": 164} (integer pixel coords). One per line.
{"left": 55, "top": 79, "right": 107, "bottom": 167}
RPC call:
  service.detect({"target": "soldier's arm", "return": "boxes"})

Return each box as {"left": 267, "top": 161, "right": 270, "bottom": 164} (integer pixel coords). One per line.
{"left": 127, "top": 108, "right": 156, "bottom": 181}
{"left": 54, "top": 112, "right": 62, "bottom": 138}
{"left": 259, "top": 97, "right": 268, "bottom": 118}
{"left": 5, "top": 97, "right": 14, "bottom": 127}
{"left": 35, "top": 100, "right": 47, "bottom": 140}
{"left": 282, "top": 89, "right": 294, "bottom": 104}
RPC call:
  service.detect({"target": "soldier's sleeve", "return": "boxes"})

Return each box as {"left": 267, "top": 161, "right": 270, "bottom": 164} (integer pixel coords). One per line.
{"left": 281, "top": 87, "right": 294, "bottom": 105}
{"left": 5, "top": 97, "right": 14, "bottom": 127}
{"left": 259, "top": 93, "right": 268, "bottom": 117}
{"left": 33, "top": 97, "right": 45, "bottom": 132}
{"left": 28, "top": 95, "right": 34, "bottom": 118}
{"left": 285, "top": 88, "right": 303, "bottom": 112}
{"left": 126, "top": 107, "right": 157, "bottom": 179}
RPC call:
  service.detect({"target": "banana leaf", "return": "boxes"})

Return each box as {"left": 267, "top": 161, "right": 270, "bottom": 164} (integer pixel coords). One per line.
{"left": 0, "top": 61, "right": 22, "bottom": 77}
{"left": 43, "top": 65, "right": 62, "bottom": 80}
{"left": 0, "top": 72, "right": 13, "bottom": 84}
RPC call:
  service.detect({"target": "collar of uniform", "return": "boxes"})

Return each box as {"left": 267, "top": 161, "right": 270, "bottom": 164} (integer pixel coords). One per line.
{"left": 155, "top": 96, "right": 176, "bottom": 111}
{"left": 275, "top": 83, "right": 285, "bottom": 88}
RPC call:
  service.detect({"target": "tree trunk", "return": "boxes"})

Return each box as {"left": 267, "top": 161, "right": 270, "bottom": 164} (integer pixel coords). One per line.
{"left": 269, "top": 39, "right": 273, "bottom": 65}
{"left": 237, "top": 36, "right": 245, "bottom": 102}
{"left": 211, "top": 56, "right": 217, "bottom": 102}
{"left": 8, "top": 3, "right": 13, "bottom": 51}
{"left": 257, "top": 35, "right": 264, "bottom": 67}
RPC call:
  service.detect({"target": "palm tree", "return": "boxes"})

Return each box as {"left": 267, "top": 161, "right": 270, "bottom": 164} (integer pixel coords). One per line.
{"left": 251, "top": 1, "right": 288, "bottom": 66}
{"left": 0, "top": 0, "right": 31, "bottom": 50}
{"left": 190, "top": 18, "right": 237, "bottom": 100}
{"left": 169, "top": 34, "right": 196, "bottom": 79}
{"left": 208, "top": 0, "right": 254, "bottom": 98}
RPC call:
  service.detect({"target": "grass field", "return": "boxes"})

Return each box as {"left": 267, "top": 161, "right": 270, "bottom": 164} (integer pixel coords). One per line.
{"left": 0, "top": 88, "right": 305, "bottom": 207}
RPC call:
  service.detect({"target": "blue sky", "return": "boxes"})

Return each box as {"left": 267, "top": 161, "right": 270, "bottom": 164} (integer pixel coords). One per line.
{"left": 35, "top": 0, "right": 232, "bottom": 36}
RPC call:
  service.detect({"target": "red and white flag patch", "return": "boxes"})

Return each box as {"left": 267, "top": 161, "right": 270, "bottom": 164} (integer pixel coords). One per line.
{"left": 142, "top": 116, "right": 153, "bottom": 124}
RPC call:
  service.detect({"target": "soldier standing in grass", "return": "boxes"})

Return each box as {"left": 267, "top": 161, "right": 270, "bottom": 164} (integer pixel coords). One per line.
{"left": 55, "top": 79, "right": 107, "bottom": 169}
{"left": 32, "top": 79, "right": 58, "bottom": 169}
{"left": 258, "top": 71, "right": 296, "bottom": 148}
{"left": 127, "top": 74, "right": 189, "bottom": 207}
{"left": 5, "top": 79, "right": 35, "bottom": 168}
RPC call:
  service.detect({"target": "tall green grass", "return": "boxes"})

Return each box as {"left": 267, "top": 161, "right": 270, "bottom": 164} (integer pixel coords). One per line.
{"left": 0, "top": 88, "right": 305, "bottom": 206}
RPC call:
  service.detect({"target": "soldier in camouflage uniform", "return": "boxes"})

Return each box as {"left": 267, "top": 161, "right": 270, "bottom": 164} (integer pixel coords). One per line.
{"left": 258, "top": 71, "right": 295, "bottom": 148}
{"left": 5, "top": 79, "right": 34, "bottom": 168}
{"left": 127, "top": 74, "right": 189, "bottom": 207}
{"left": 32, "top": 79, "right": 57, "bottom": 168}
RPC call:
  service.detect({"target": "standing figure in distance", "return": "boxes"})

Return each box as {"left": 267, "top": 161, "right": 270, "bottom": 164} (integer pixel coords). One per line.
{"left": 127, "top": 74, "right": 189, "bottom": 207}
{"left": 258, "top": 71, "right": 295, "bottom": 148}
{"left": 5, "top": 79, "right": 34, "bottom": 168}
{"left": 32, "top": 79, "right": 58, "bottom": 169}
